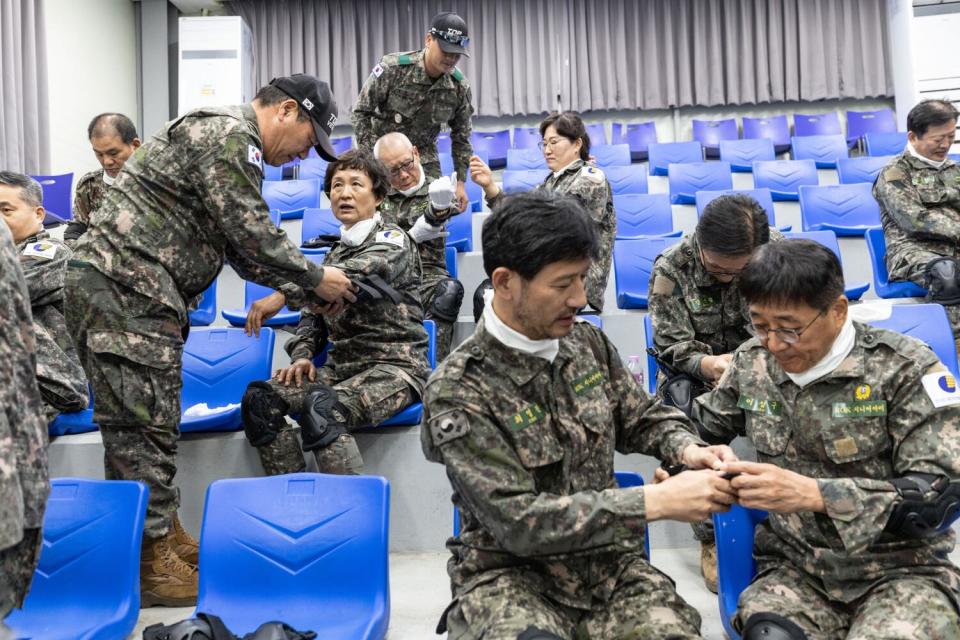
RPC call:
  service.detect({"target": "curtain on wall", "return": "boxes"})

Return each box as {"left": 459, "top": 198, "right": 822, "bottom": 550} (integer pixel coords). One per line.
{"left": 0, "top": 0, "right": 49, "bottom": 173}
{"left": 229, "top": 0, "right": 892, "bottom": 117}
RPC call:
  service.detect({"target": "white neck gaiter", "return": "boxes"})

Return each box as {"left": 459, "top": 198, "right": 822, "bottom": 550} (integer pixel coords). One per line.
{"left": 907, "top": 142, "right": 947, "bottom": 169}
{"left": 784, "top": 314, "right": 855, "bottom": 388}
{"left": 102, "top": 171, "right": 116, "bottom": 186}
{"left": 340, "top": 213, "right": 381, "bottom": 247}
{"left": 553, "top": 159, "right": 580, "bottom": 178}
{"left": 482, "top": 288, "right": 560, "bottom": 363}
{"left": 398, "top": 164, "right": 426, "bottom": 197}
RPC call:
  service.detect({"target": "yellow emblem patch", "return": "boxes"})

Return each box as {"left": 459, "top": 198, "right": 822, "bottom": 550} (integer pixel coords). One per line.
{"left": 854, "top": 384, "right": 871, "bottom": 401}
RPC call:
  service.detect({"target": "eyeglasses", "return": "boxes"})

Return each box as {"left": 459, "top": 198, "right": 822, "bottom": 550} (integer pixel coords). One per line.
{"left": 699, "top": 249, "right": 747, "bottom": 278}
{"left": 538, "top": 137, "right": 570, "bottom": 151}
{"left": 430, "top": 28, "right": 469, "bottom": 48}
{"left": 387, "top": 155, "right": 416, "bottom": 178}
{"left": 745, "top": 310, "right": 824, "bottom": 345}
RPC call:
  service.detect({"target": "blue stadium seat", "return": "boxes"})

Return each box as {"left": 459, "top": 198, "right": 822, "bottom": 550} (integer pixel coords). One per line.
{"left": 297, "top": 158, "right": 329, "bottom": 182}
{"left": 440, "top": 150, "right": 488, "bottom": 212}
{"left": 446, "top": 210, "right": 473, "bottom": 252}
{"left": 864, "top": 227, "right": 927, "bottom": 298}
{"left": 436, "top": 132, "right": 452, "bottom": 154}
{"left": 6, "top": 478, "right": 148, "bottom": 640}
{"left": 864, "top": 131, "right": 907, "bottom": 157}
{"left": 604, "top": 165, "right": 649, "bottom": 195}
{"left": 269, "top": 209, "right": 281, "bottom": 226}
{"left": 445, "top": 246, "right": 458, "bottom": 279}
{"left": 752, "top": 159, "right": 818, "bottom": 201}
{"left": 792, "top": 112, "right": 842, "bottom": 137}
{"left": 379, "top": 320, "right": 436, "bottom": 426}
{"left": 195, "top": 474, "right": 390, "bottom": 639}
{"left": 846, "top": 109, "right": 897, "bottom": 146}
{"left": 592, "top": 144, "right": 631, "bottom": 168}
{"left": 578, "top": 315, "right": 602, "bottom": 328}
{"left": 180, "top": 327, "right": 275, "bottom": 433}
{"left": 648, "top": 141, "right": 703, "bottom": 176}
{"left": 783, "top": 230, "right": 869, "bottom": 299}
{"left": 613, "top": 237, "right": 683, "bottom": 309}
{"left": 301, "top": 207, "right": 339, "bottom": 252}
{"left": 868, "top": 303, "right": 960, "bottom": 376}
{"left": 692, "top": 118, "right": 739, "bottom": 157}
{"left": 502, "top": 169, "right": 549, "bottom": 194}
{"left": 612, "top": 121, "right": 658, "bottom": 161}
{"left": 713, "top": 505, "right": 769, "bottom": 640}
{"left": 31, "top": 173, "right": 73, "bottom": 224}
{"left": 695, "top": 188, "right": 779, "bottom": 227}
{"left": 48, "top": 404, "right": 98, "bottom": 436}
{"left": 189, "top": 279, "right": 218, "bottom": 326}
{"left": 512, "top": 126, "right": 540, "bottom": 150}
{"left": 790, "top": 134, "right": 848, "bottom": 169}
{"left": 331, "top": 137, "right": 353, "bottom": 155}
{"left": 719, "top": 138, "right": 776, "bottom": 172}
{"left": 222, "top": 254, "right": 326, "bottom": 327}
{"left": 613, "top": 194, "right": 680, "bottom": 239}
{"left": 262, "top": 163, "right": 284, "bottom": 181}
{"left": 506, "top": 148, "right": 547, "bottom": 170}
{"left": 798, "top": 183, "right": 880, "bottom": 236}
{"left": 667, "top": 161, "right": 733, "bottom": 204}
{"left": 836, "top": 156, "right": 893, "bottom": 185}
{"left": 741, "top": 115, "right": 791, "bottom": 153}
{"left": 950, "top": 153, "right": 960, "bottom": 163}
{"left": 585, "top": 122, "right": 607, "bottom": 146}
{"left": 471, "top": 130, "right": 510, "bottom": 169}
{"left": 262, "top": 179, "right": 321, "bottom": 220}
{"left": 643, "top": 314, "right": 657, "bottom": 394}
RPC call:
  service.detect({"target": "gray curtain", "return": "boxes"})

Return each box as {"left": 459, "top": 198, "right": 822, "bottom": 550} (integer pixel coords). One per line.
{"left": 229, "top": 0, "right": 892, "bottom": 118}
{"left": 0, "top": 0, "right": 49, "bottom": 173}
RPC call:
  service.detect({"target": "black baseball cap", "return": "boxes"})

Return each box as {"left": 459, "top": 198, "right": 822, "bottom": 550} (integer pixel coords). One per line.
{"left": 429, "top": 12, "right": 470, "bottom": 57}
{"left": 269, "top": 74, "right": 340, "bottom": 161}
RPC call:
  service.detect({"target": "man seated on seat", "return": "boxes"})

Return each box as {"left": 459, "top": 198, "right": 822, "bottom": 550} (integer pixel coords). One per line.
{"left": 422, "top": 190, "right": 739, "bottom": 639}
{"left": 0, "top": 172, "right": 88, "bottom": 423}
{"left": 694, "top": 239, "right": 960, "bottom": 640}
{"left": 373, "top": 131, "right": 463, "bottom": 361}
{"left": 242, "top": 149, "right": 430, "bottom": 476}
{"left": 874, "top": 99, "right": 960, "bottom": 343}
{"left": 65, "top": 112, "right": 141, "bottom": 244}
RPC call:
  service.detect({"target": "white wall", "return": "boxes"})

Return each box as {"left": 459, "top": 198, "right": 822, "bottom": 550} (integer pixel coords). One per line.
{"left": 45, "top": 0, "right": 138, "bottom": 176}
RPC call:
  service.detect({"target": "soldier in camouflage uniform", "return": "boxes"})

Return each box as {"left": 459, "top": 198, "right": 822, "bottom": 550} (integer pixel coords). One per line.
{"left": 470, "top": 111, "right": 616, "bottom": 313}
{"left": 65, "top": 113, "right": 141, "bottom": 245}
{"left": 423, "top": 191, "right": 739, "bottom": 639}
{"left": 353, "top": 12, "right": 473, "bottom": 211}
{"left": 874, "top": 99, "right": 960, "bottom": 343}
{"left": 694, "top": 239, "right": 960, "bottom": 640}
{"left": 648, "top": 195, "right": 781, "bottom": 590}
{"left": 0, "top": 221, "right": 48, "bottom": 638}
{"left": 0, "top": 173, "right": 88, "bottom": 424}
{"left": 374, "top": 132, "right": 463, "bottom": 360}
{"left": 242, "top": 150, "right": 430, "bottom": 477}
{"left": 65, "top": 75, "right": 357, "bottom": 606}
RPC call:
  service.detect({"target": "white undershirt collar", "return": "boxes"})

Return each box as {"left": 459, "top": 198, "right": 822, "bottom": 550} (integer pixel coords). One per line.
{"left": 102, "top": 171, "right": 116, "bottom": 186}
{"left": 552, "top": 159, "right": 580, "bottom": 179}
{"left": 340, "top": 212, "right": 381, "bottom": 247}
{"left": 482, "top": 288, "right": 560, "bottom": 363}
{"left": 398, "top": 164, "right": 426, "bottom": 196}
{"left": 784, "top": 314, "right": 855, "bottom": 388}
{"left": 907, "top": 142, "right": 947, "bottom": 169}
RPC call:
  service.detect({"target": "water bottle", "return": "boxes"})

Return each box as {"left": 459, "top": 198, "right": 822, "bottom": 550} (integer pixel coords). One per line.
{"left": 627, "top": 355, "right": 644, "bottom": 390}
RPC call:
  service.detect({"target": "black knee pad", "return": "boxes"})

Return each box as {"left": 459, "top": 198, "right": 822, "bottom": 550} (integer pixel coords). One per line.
{"left": 472, "top": 278, "right": 493, "bottom": 323}
{"left": 924, "top": 257, "right": 960, "bottom": 305}
{"left": 742, "top": 613, "right": 808, "bottom": 640}
{"left": 516, "top": 627, "right": 564, "bottom": 640}
{"left": 241, "top": 381, "right": 290, "bottom": 447}
{"left": 429, "top": 278, "right": 464, "bottom": 322}
{"left": 298, "top": 385, "right": 350, "bottom": 452}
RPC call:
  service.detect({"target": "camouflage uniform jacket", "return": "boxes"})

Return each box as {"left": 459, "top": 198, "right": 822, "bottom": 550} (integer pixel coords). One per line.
{"left": 0, "top": 223, "right": 49, "bottom": 550}
{"left": 487, "top": 159, "right": 616, "bottom": 311}
{"left": 379, "top": 182, "right": 456, "bottom": 289}
{"left": 352, "top": 49, "right": 473, "bottom": 177}
{"left": 693, "top": 322, "right": 960, "bottom": 603}
{"left": 422, "top": 319, "right": 702, "bottom": 609}
{"left": 17, "top": 230, "right": 88, "bottom": 412}
{"left": 71, "top": 169, "right": 108, "bottom": 229}
{"left": 874, "top": 152, "right": 960, "bottom": 282}
{"left": 285, "top": 218, "right": 430, "bottom": 390}
{"left": 648, "top": 230, "right": 783, "bottom": 380}
{"left": 72, "top": 104, "right": 326, "bottom": 330}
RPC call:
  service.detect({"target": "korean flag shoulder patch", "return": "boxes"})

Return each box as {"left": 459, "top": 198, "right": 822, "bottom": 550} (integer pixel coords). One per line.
{"left": 247, "top": 144, "right": 263, "bottom": 170}
{"left": 22, "top": 241, "right": 58, "bottom": 260}
{"left": 375, "top": 229, "right": 406, "bottom": 248}
{"left": 372, "top": 63, "right": 385, "bottom": 78}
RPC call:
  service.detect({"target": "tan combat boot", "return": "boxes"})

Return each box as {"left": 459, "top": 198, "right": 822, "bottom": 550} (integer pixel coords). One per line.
{"left": 701, "top": 541, "right": 718, "bottom": 594}
{"left": 171, "top": 515, "right": 200, "bottom": 566}
{"left": 140, "top": 533, "right": 198, "bottom": 607}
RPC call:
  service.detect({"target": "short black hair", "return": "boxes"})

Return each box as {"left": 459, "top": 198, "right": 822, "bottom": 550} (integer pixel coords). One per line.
{"left": 0, "top": 171, "right": 43, "bottom": 207}
{"left": 739, "top": 239, "right": 844, "bottom": 311}
{"left": 87, "top": 113, "right": 139, "bottom": 144}
{"left": 540, "top": 111, "right": 590, "bottom": 161}
{"left": 697, "top": 194, "right": 770, "bottom": 256}
{"left": 482, "top": 190, "right": 599, "bottom": 280}
{"left": 322, "top": 149, "right": 390, "bottom": 200}
{"left": 254, "top": 85, "right": 310, "bottom": 122}
{"left": 906, "top": 100, "right": 959, "bottom": 137}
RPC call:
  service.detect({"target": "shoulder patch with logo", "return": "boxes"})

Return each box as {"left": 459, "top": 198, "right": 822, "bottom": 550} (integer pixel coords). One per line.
{"left": 375, "top": 229, "right": 406, "bottom": 248}
{"left": 922, "top": 370, "right": 960, "bottom": 408}
{"left": 882, "top": 166, "right": 907, "bottom": 183}
{"left": 22, "top": 241, "right": 58, "bottom": 260}
{"left": 580, "top": 165, "right": 605, "bottom": 184}
{"left": 428, "top": 409, "right": 470, "bottom": 446}
{"left": 372, "top": 63, "right": 384, "bottom": 78}
{"left": 651, "top": 275, "right": 676, "bottom": 296}
{"left": 247, "top": 144, "right": 263, "bottom": 169}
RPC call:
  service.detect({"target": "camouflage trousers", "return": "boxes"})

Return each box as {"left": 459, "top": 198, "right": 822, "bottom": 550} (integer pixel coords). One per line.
{"left": 735, "top": 562, "right": 960, "bottom": 639}
{"left": 691, "top": 518, "right": 714, "bottom": 544}
{"left": 0, "top": 528, "right": 43, "bottom": 622}
{"left": 255, "top": 364, "right": 417, "bottom": 476}
{"left": 445, "top": 562, "right": 702, "bottom": 640}
{"left": 65, "top": 262, "right": 183, "bottom": 540}
{"left": 422, "top": 276, "right": 459, "bottom": 363}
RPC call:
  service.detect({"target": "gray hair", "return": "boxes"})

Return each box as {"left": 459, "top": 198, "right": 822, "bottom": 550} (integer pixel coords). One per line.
{"left": 0, "top": 171, "right": 43, "bottom": 207}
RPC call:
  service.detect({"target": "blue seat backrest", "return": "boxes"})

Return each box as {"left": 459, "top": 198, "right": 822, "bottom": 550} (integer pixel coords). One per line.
{"left": 182, "top": 327, "right": 276, "bottom": 413}
{"left": 331, "top": 137, "right": 354, "bottom": 154}
{"left": 613, "top": 193, "right": 674, "bottom": 238}
{"left": 262, "top": 179, "right": 321, "bottom": 213}
{"left": 612, "top": 121, "right": 658, "bottom": 160}
{"left": 513, "top": 126, "right": 541, "bottom": 150}
{"left": 613, "top": 236, "right": 683, "bottom": 309}
{"left": 301, "top": 207, "right": 340, "bottom": 244}
{"left": 742, "top": 115, "right": 790, "bottom": 148}
{"left": 793, "top": 112, "right": 842, "bottom": 137}
{"left": 713, "top": 505, "right": 769, "bottom": 640}
{"left": 471, "top": 130, "right": 511, "bottom": 167}
{"left": 667, "top": 161, "right": 733, "bottom": 204}
{"left": 868, "top": 303, "right": 960, "bottom": 376}
{"left": 298, "top": 158, "right": 329, "bottom": 182}
{"left": 647, "top": 141, "right": 704, "bottom": 176}
{"left": 189, "top": 279, "right": 218, "bottom": 326}
{"left": 502, "top": 169, "right": 549, "bottom": 194}
{"left": 692, "top": 118, "right": 739, "bottom": 148}
{"left": 31, "top": 173, "right": 73, "bottom": 223}
{"left": 752, "top": 159, "right": 818, "bottom": 200}
{"left": 592, "top": 144, "right": 631, "bottom": 168}
{"left": 836, "top": 156, "right": 893, "bottom": 185}
{"left": 506, "top": 148, "right": 547, "bottom": 171}
{"left": 643, "top": 314, "right": 658, "bottom": 394}
{"left": 863, "top": 227, "right": 928, "bottom": 299}
{"left": 790, "top": 134, "right": 848, "bottom": 168}
{"left": 846, "top": 109, "right": 897, "bottom": 144}
{"left": 798, "top": 183, "right": 880, "bottom": 235}
{"left": 719, "top": 138, "right": 776, "bottom": 171}
{"left": 604, "top": 164, "right": 649, "bottom": 195}
{"left": 864, "top": 131, "right": 907, "bottom": 157}
{"left": 585, "top": 122, "right": 607, "bottom": 146}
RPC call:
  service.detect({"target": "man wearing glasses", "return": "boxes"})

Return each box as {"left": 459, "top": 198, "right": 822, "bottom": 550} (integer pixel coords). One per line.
{"left": 353, "top": 12, "right": 473, "bottom": 213}
{"left": 875, "top": 99, "right": 960, "bottom": 343}
{"left": 694, "top": 239, "right": 960, "bottom": 639}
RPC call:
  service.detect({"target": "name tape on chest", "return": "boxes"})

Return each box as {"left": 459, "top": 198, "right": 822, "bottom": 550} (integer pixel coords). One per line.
{"left": 375, "top": 229, "right": 406, "bottom": 248}
{"left": 737, "top": 394, "right": 783, "bottom": 417}
{"left": 511, "top": 403, "right": 545, "bottom": 432}
{"left": 922, "top": 371, "right": 960, "bottom": 408}
{"left": 247, "top": 144, "right": 263, "bottom": 169}
{"left": 831, "top": 401, "right": 887, "bottom": 418}
{"left": 572, "top": 368, "right": 604, "bottom": 396}
{"left": 22, "top": 241, "right": 57, "bottom": 260}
